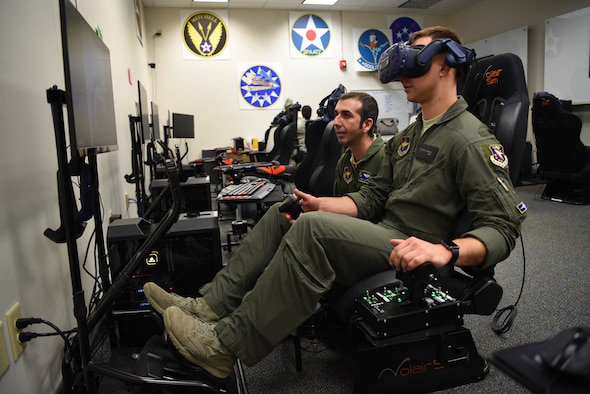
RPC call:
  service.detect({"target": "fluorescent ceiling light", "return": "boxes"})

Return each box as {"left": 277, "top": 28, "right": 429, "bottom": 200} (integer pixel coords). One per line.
{"left": 302, "top": 0, "right": 339, "bottom": 5}
{"left": 398, "top": 0, "right": 443, "bottom": 9}
{"left": 193, "top": 0, "right": 229, "bottom": 3}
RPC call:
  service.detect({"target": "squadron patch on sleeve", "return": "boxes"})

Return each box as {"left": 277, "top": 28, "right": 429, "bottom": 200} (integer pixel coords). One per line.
{"left": 398, "top": 137, "right": 411, "bottom": 157}
{"left": 516, "top": 201, "right": 527, "bottom": 214}
{"left": 482, "top": 144, "right": 508, "bottom": 169}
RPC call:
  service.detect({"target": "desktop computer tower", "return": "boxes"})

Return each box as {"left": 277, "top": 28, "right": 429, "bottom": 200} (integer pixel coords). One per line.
{"left": 107, "top": 211, "right": 222, "bottom": 346}
{"left": 149, "top": 176, "right": 212, "bottom": 222}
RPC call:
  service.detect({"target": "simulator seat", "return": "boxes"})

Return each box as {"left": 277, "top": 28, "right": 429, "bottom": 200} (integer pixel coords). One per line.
{"left": 231, "top": 103, "right": 303, "bottom": 194}
{"left": 265, "top": 103, "right": 301, "bottom": 165}
{"left": 461, "top": 52, "right": 529, "bottom": 184}
{"left": 293, "top": 119, "right": 342, "bottom": 196}
{"left": 532, "top": 91, "right": 590, "bottom": 204}
{"left": 293, "top": 84, "right": 346, "bottom": 196}
{"left": 293, "top": 53, "right": 529, "bottom": 393}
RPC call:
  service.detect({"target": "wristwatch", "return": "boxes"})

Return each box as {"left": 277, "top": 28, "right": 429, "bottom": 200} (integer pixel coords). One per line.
{"left": 442, "top": 240, "right": 459, "bottom": 267}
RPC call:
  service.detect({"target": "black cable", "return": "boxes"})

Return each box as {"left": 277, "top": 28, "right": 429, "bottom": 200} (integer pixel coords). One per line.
{"left": 16, "top": 318, "right": 77, "bottom": 357}
{"left": 492, "top": 232, "right": 526, "bottom": 334}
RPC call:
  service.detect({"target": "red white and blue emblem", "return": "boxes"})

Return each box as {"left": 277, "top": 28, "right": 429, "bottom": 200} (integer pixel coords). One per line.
{"left": 488, "top": 144, "right": 508, "bottom": 168}
{"left": 291, "top": 14, "right": 331, "bottom": 57}
{"left": 389, "top": 17, "right": 421, "bottom": 43}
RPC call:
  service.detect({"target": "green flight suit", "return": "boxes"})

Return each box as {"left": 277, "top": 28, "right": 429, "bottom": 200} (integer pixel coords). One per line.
{"left": 201, "top": 97, "right": 527, "bottom": 366}
{"left": 333, "top": 134, "right": 386, "bottom": 196}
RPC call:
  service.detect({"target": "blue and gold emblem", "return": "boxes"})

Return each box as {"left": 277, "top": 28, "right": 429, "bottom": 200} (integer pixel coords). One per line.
{"left": 240, "top": 65, "right": 281, "bottom": 108}
{"left": 398, "top": 137, "right": 411, "bottom": 157}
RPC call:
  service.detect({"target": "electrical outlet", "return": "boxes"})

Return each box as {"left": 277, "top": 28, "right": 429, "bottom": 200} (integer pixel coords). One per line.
{"left": 0, "top": 321, "right": 10, "bottom": 377}
{"left": 5, "top": 303, "right": 25, "bottom": 362}
{"left": 125, "top": 192, "right": 130, "bottom": 210}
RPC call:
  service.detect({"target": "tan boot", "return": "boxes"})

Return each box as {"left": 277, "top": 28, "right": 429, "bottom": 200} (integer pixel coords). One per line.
{"left": 143, "top": 282, "right": 219, "bottom": 322}
{"left": 164, "top": 306, "right": 236, "bottom": 379}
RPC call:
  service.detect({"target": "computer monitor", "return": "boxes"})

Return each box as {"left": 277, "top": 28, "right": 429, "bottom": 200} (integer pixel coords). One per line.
{"left": 150, "top": 102, "right": 161, "bottom": 141}
{"left": 137, "top": 81, "right": 150, "bottom": 141}
{"left": 59, "top": 0, "right": 118, "bottom": 155}
{"left": 172, "top": 113, "right": 195, "bottom": 138}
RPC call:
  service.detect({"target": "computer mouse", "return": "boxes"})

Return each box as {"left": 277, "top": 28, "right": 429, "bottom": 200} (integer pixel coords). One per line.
{"left": 539, "top": 326, "right": 590, "bottom": 379}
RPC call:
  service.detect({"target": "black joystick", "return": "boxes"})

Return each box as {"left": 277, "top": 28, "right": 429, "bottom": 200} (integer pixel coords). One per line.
{"left": 278, "top": 195, "right": 303, "bottom": 220}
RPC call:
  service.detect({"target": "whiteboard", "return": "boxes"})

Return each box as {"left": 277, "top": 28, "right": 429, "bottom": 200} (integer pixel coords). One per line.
{"left": 466, "top": 26, "right": 528, "bottom": 81}
{"left": 544, "top": 7, "right": 590, "bottom": 104}
{"left": 365, "top": 89, "right": 414, "bottom": 133}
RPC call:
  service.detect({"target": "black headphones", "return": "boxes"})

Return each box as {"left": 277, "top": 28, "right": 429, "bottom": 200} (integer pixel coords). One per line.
{"left": 378, "top": 39, "right": 475, "bottom": 83}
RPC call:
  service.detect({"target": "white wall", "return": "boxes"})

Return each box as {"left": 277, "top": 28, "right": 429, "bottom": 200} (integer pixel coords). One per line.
{"left": 0, "top": 0, "right": 589, "bottom": 393}
{"left": 0, "top": 1, "right": 147, "bottom": 393}
{"left": 444, "top": 0, "right": 590, "bottom": 148}
{"left": 143, "top": 8, "right": 439, "bottom": 156}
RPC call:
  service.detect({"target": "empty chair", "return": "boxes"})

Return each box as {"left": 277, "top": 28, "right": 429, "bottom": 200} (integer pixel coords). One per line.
{"left": 461, "top": 52, "right": 529, "bottom": 185}
{"left": 293, "top": 117, "right": 328, "bottom": 193}
{"left": 532, "top": 91, "right": 590, "bottom": 204}
{"left": 306, "top": 121, "right": 342, "bottom": 197}
{"left": 266, "top": 103, "right": 301, "bottom": 165}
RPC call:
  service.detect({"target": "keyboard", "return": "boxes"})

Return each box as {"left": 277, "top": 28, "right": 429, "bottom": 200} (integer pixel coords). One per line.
{"left": 217, "top": 179, "right": 276, "bottom": 202}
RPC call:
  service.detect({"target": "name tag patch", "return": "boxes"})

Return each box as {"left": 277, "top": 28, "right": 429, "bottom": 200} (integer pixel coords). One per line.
{"left": 415, "top": 144, "right": 439, "bottom": 162}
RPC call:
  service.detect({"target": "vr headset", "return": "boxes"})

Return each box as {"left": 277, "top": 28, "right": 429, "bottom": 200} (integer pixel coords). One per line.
{"left": 378, "top": 38, "right": 475, "bottom": 83}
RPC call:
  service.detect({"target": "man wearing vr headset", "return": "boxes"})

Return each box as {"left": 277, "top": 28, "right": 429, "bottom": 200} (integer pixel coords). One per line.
{"left": 143, "top": 26, "right": 526, "bottom": 379}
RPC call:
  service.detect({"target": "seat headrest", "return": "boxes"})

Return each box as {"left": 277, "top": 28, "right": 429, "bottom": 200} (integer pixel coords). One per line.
{"left": 317, "top": 84, "right": 347, "bottom": 122}
{"left": 461, "top": 53, "right": 529, "bottom": 130}
{"left": 533, "top": 91, "right": 572, "bottom": 117}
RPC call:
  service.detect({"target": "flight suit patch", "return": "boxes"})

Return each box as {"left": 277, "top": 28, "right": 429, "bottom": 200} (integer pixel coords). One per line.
{"left": 398, "top": 137, "right": 411, "bottom": 157}
{"left": 343, "top": 166, "right": 353, "bottom": 184}
{"left": 359, "top": 170, "right": 371, "bottom": 184}
{"left": 482, "top": 144, "right": 508, "bottom": 169}
{"left": 517, "top": 201, "right": 527, "bottom": 214}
